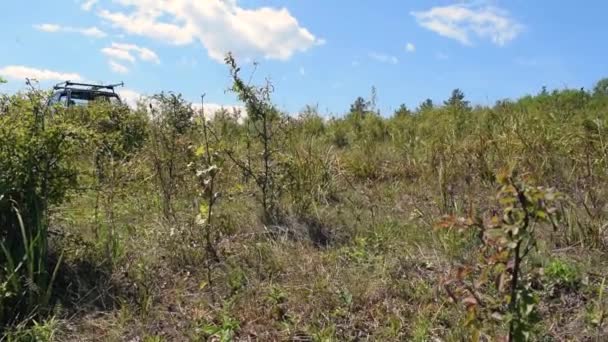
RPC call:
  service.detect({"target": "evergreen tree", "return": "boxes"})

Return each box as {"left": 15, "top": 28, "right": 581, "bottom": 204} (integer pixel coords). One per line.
{"left": 417, "top": 98, "right": 434, "bottom": 112}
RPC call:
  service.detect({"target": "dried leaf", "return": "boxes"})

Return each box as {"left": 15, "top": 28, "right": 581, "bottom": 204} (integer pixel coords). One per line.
{"left": 462, "top": 296, "right": 478, "bottom": 308}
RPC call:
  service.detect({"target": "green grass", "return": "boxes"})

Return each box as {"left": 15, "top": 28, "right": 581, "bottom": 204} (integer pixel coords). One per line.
{"left": 2, "top": 69, "right": 608, "bottom": 341}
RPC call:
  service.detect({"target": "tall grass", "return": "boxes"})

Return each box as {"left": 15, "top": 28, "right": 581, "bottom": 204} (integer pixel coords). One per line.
{"left": 1, "top": 67, "right": 608, "bottom": 340}
{"left": 0, "top": 87, "right": 80, "bottom": 330}
{"left": 0, "top": 202, "right": 62, "bottom": 326}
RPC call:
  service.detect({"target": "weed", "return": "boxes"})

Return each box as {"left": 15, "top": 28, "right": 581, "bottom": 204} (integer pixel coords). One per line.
{"left": 198, "top": 312, "right": 240, "bottom": 342}
{"left": 3, "top": 316, "right": 61, "bottom": 342}
{"left": 545, "top": 259, "right": 581, "bottom": 290}
{"left": 586, "top": 278, "right": 606, "bottom": 334}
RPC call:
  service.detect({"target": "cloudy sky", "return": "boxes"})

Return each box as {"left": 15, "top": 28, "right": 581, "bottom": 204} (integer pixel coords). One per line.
{"left": 1, "top": 0, "right": 607, "bottom": 114}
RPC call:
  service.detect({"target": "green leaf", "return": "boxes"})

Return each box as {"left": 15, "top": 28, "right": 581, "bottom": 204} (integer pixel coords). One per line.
{"left": 195, "top": 145, "right": 206, "bottom": 157}
{"left": 535, "top": 210, "right": 547, "bottom": 220}
{"left": 199, "top": 202, "right": 209, "bottom": 217}
{"left": 201, "top": 324, "right": 220, "bottom": 335}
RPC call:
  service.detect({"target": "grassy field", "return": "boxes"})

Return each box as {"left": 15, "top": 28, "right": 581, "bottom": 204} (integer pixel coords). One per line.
{"left": 1, "top": 65, "right": 608, "bottom": 341}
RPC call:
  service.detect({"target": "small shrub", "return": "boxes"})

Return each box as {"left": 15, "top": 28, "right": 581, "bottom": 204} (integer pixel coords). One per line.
{"left": 3, "top": 316, "right": 61, "bottom": 342}
{"left": 199, "top": 311, "right": 240, "bottom": 342}
{"left": 545, "top": 259, "right": 581, "bottom": 290}
{"left": 439, "top": 168, "right": 562, "bottom": 341}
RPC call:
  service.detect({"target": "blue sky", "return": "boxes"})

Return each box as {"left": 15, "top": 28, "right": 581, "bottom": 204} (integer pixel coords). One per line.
{"left": 1, "top": 0, "right": 607, "bottom": 116}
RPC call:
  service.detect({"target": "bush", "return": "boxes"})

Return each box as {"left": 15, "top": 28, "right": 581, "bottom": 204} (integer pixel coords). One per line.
{"left": 0, "top": 91, "right": 84, "bottom": 327}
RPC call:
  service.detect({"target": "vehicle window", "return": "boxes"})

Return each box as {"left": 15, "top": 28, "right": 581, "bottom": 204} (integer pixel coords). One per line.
{"left": 50, "top": 90, "right": 121, "bottom": 107}
{"left": 93, "top": 94, "right": 121, "bottom": 105}
{"left": 58, "top": 94, "right": 69, "bottom": 106}
{"left": 69, "top": 91, "right": 94, "bottom": 106}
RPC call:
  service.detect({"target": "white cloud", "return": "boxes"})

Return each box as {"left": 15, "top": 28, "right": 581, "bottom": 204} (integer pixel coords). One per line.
{"left": 369, "top": 52, "right": 398, "bottom": 64}
{"left": 193, "top": 102, "right": 248, "bottom": 123}
{"left": 102, "top": 47, "right": 136, "bottom": 63}
{"left": 34, "top": 24, "right": 60, "bottom": 32}
{"left": 81, "top": 0, "right": 98, "bottom": 11}
{"left": 109, "top": 60, "right": 129, "bottom": 74}
{"left": 117, "top": 89, "right": 246, "bottom": 121}
{"left": 411, "top": 4, "right": 523, "bottom": 46}
{"left": 98, "top": 9, "right": 193, "bottom": 45}
{"left": 79, "top": 27, "right": 107, "bottom": 38}
{"left": 102, "top": 42, "right": 160, "bottom": 73}
{"left": 0, "top": 65, "right": 82, "bottom": 81}
{"left": 97, "top": 0, "right": 323, "bottom": 62}
{"left": 114, "top": 43, "right": 160, "bottom": 64}
{"left": 406, "top": 42, "right": 416, "bottom": 52}
{"left": 34, "top": 23, "right": 107, "bottom": 38}
{"left": 117, "top": 88, "right": 143, "bottom": 107}
{"left": 116, "top": 89, "right": 155, "bottom": 109}
{"left": 102, "top": 42, "right": 160, "bottom": 64}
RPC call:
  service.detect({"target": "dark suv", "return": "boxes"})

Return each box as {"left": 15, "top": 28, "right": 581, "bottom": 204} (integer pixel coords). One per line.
{"left": 48, "top": 81, "right": 123, "bottom": 107}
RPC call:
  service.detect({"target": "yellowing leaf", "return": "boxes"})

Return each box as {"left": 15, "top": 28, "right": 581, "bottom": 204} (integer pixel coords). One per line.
{"left": 199, "top": 203, "right": 209, "bottom": 217}
{"left": 195, "top": 145, "right": 206, "bottom": 157}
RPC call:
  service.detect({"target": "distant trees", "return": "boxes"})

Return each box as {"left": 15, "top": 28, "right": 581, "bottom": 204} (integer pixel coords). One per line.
{"left": 349, "top": 96, "right": 371, "bottom": 115}
{"left": 594, "top": 78, "right": 608, "bottom": 96}
{"left": 418, "top": 98, "right": 434, "bottom": 113}
{"left": 444, "top": 88, "right": 470, "bottom": 110}
{"left": 444, "top": 89, "right": 471, "bottom": 137}
{"left": 349, "top": 86, "right": 379, "bottom": 118}
{"left": 394, "top": 104, "right": 412, "bottom": 118}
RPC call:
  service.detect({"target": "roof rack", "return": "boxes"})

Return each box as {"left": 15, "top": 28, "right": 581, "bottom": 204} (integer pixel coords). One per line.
{"left": 53, "top": 81, "right": 124, "bottom": 93}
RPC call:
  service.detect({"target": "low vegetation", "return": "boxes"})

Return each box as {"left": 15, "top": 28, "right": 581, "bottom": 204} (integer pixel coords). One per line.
{"left": 1, "top": 57, "right": 607, "bottom": 341}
